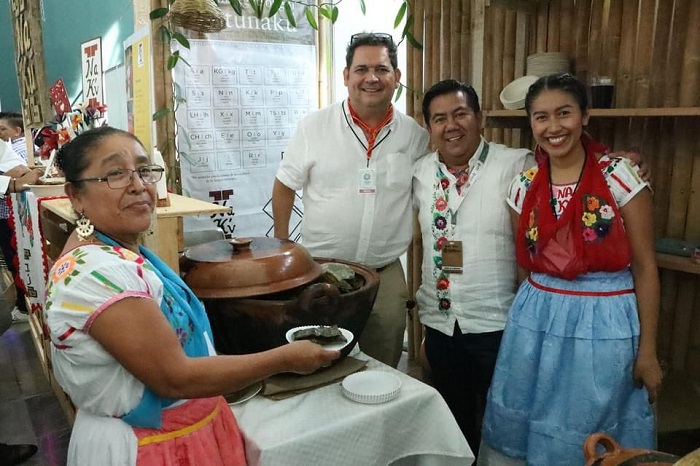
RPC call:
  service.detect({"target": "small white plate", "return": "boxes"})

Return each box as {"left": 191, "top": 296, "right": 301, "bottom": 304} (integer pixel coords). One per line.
{"left": 225, "top": 380, "right": 263, "bottom": 405}
{"left": 285, "top": 325, "right": 353, "bottom": 351}
{"left": 342, "top": 370, "right": 402, "bottom": 404}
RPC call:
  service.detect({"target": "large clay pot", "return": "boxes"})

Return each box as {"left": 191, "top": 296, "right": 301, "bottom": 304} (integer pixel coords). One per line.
{"left": 181, "top": 238, "right": 380, "bottom": 360}
{"left": 584, "top": 433, "right": 680, "bottom": 466}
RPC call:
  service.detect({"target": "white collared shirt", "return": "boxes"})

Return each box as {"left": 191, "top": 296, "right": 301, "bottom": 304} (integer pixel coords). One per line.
{"left": 413, "top": 139, "right": 533, "bottom": 335}
{"left": 276, "top": 101, "right": 429, "bottom": 268}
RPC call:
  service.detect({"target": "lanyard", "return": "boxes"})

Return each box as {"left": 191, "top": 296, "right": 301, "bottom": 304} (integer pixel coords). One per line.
{"left": 437, "top": 141, "right": 490, "bottom": 226}
{"left": 342, "top": 101, "right": 394, "bottom": 166}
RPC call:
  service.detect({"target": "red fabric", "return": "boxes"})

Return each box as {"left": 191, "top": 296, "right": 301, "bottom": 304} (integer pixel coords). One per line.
{"left": 347, "top": 101, "right": 394, "bottom": 160}
{"left": 134, "top": 397, "right": 246, "bottom": 466}
{"left": 516, "top": 136, "right": 631, "bottom": 279}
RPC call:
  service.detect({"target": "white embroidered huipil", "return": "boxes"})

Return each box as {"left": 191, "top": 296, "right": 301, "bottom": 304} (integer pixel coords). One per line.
{"left": 413, "top": 139, "right": 532, "bottom": 335}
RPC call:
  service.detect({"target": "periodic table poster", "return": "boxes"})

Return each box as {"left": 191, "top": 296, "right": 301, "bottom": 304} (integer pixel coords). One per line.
{"left": 173, "top": 38, "right": 316, "bottom": 239}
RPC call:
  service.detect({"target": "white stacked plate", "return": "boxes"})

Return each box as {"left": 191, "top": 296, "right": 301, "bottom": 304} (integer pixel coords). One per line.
{"left": 526, "top": 52, "right": 570, "bottom": 76}
{"left": 342, "top": 370, "right": 402, "bottom": 404}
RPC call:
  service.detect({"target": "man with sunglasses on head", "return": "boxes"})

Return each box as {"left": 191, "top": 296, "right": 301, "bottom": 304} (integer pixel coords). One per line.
{"left": 272, "top": 32, "right": 429, "bottom": 368}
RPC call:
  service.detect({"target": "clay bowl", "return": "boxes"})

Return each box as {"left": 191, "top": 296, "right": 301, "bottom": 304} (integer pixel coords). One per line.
{"left": 181, "top": 238, "right": 380, "bottom": 361}
{"left": 584, "top": 433, "right": 680, "bottom": 466}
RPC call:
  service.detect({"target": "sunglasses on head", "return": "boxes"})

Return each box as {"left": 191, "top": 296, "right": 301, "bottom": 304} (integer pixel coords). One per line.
{"left": 350, "top": 32, "right": 394, "bottom": 45}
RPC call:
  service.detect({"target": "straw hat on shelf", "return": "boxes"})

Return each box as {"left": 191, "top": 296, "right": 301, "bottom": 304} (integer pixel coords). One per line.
{"left": 499, "top": 52, "right": 571, "bottom": 110}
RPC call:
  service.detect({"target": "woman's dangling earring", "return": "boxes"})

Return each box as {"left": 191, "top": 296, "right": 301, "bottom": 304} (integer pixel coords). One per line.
{"left": 76, "top": 212, "right": 95, "bottom": 242}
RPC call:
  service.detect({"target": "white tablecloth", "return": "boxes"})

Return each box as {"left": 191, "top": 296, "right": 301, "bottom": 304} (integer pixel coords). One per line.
{"left": 231, "top": 353, "right": 474, "bottom": 466}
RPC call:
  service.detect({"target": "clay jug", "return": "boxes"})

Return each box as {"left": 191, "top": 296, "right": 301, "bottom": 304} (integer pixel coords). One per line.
{"left": 584, "top": 433, "right": 679, "bottom": 466}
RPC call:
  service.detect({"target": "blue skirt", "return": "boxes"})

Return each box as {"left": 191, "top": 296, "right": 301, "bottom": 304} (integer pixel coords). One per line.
{"left": 481, "top": 270, "right": 655, "bottom": 466}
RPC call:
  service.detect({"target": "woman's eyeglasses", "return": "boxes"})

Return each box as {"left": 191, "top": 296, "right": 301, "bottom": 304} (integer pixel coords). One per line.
{"left": 76, "top": 165, "right": 165, "bottom": 189}
{"left": 350, "top": 33, "right": 394, "bottom": 45}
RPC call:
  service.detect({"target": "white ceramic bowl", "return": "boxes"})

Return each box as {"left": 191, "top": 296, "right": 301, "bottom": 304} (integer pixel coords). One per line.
{"left": 500, "top": 75, "right": 540, "bottom": 110}
{"left": 342, "top": 370, "right": 402, "bottom": 404}
{"left": 285, "top": 325, "right": 354, "bottom": 351}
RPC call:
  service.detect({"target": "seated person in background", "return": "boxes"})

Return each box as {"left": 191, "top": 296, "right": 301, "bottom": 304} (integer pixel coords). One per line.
{"left": 0, "top": 139, "right": 39, "bottom": 322}
{"left": 46, "top": 126, "right": 339, "bottom": 466}
{"left": 0, "top": 112, "right": 35, "bottom": 161}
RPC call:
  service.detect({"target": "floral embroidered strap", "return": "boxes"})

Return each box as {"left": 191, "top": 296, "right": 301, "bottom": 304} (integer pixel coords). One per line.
{"left": 430, "top": 143, "right": 489, "bottom": 313}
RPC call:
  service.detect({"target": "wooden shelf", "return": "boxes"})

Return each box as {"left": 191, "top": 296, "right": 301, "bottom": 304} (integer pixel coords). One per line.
{"left": 656, "top": 253, "right": 700, "bottom": 275}
{"left": 484, "top": 107, "right": 700, "bottom": 128}
{"left": 484, "top": 107, "right": 700, "bottom": 118}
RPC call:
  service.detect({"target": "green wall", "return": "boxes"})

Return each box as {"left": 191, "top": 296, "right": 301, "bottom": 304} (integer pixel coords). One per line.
{"left": 1, "top": 0, "right": 134, "bottom": 112}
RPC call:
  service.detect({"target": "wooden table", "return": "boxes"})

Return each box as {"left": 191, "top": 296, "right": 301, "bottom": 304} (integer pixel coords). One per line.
{"left": 40, "top": 193, "right": 230, "bottom": 273}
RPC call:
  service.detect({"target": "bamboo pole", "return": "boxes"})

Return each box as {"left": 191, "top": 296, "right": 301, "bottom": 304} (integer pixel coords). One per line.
{"left": 587, "top": 0, "right": 605, "bottom": 82}
{"left": 649, "top": 0, "right": 673, "bottom": 107}
{"left": 424, "top": 0, "right": 435, "bottom": 89}
{"left": 546, "top": 0, "right": 560, "bottom": 52}
{"left": 503, "top": 9, "right": 516, "bottom": 144}
{"left": 633, "top": 0, "right": 657, "bottom": 108}
{"left": 491, "top": 7, "right": 505, "bottom": 142}
{"left": 678, "top": 0, "right": 700, "bottom": 107}
{"left": 653, "top": 118, "right": 674, "bottom": 237}
{"left": 664, "top": 0, "right": 691, "bottom": 107}
{"left": 535, "top": 1, "right": 548, "bottom": 52}
{"left": 440, "top": 0, "right": 450, "bottom": 80}
{"left": 471, "top": 0, "right": 486, "bottom": 98}
{"left": 604, "top": 0, "right": 622, "bottom": 79}
{"left": 411, "top": 0, "right": 424, "bottom": 123}
{"left": 614, "top": 0, "right": 639, "bottom": 108}
{"left": 658, "top": 268, "right": 679, "bottom": 366}
{"left": 429, "top": 0, "right": 441, "bottom": 89}
{"left": 573, "top": 0, "right": 592, "bottom": 78}
{"left": 449, "top": 0, "right": 462, "bottom": 79}
{"left": 559, "top": 0, "right": 575, "bottom": 57}
{"left": 460, "top": 0, "right": 471, "bottom": 82}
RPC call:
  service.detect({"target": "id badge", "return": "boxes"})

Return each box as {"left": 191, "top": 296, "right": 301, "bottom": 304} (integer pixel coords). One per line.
{"left": 442, "top": 240, "right": 463, "bottom": 274}
{"left": 358, "top": 168, "right": 377, "bottom": 194}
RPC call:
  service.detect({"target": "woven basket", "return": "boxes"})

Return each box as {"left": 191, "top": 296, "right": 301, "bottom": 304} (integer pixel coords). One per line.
{"left": 170, "top": 0, "right": 226, "bottom": 33}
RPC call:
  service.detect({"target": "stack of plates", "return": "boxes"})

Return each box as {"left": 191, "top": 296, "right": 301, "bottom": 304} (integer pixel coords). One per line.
{"left": 342, "top": 370, "right": 402, "bottom": 404}
{"left": 526, "top": 52, "right": 570, "bottom": 76}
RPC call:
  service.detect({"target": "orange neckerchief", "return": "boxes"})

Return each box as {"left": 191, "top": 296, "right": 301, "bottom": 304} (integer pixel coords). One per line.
{"left": 347, "top": 101, "right": 394, "bottom": 162}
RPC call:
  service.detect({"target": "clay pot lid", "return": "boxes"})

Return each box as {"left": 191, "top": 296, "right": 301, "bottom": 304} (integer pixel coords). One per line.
{"left": 183, "top": 237, "right": 323, "bottom": 299}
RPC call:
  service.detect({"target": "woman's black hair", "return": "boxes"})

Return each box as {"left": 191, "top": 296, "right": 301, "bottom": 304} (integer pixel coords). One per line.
{"left": 422, "top": 79, "right": 481, "bottom": 125}
{"left": 524, "top": 72, "right": 589, "bottom": 117}
{"left": 56, "top": 126, "right": 143, "bottom": 188}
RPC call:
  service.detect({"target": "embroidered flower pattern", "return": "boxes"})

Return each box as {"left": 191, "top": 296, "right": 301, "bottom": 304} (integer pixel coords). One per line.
{"left": 51, "top": 248, "right": 89, "bottom": 285}
{"left": 581, "top": 193, "right": 615, "bottom": 243}
{"left": 431, "top": 168, "right": 459, "bottom": 312}
{"left": 525, "top": 209, "right": 539, "bottom": 254}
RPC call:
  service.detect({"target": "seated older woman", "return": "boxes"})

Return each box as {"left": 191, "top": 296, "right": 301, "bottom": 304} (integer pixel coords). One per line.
{"left": 45, "top": 126, "right": 340, "bottom": 466}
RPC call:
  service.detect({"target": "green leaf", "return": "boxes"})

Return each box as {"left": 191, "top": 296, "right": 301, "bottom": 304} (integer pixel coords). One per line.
{"left": 402, "top": 14, "right": 414, "bottom": 36}
{"left": 304, "top": 6, "right": 317, "bottom": 30}
{"left": 319, "top": 6, "right": 331, "bottom": 20}
{"left": 284, "top": 2, "right": 296, "bottom": 27}
{"left": 331, "top": 6, "right": 339, "bottom": 23}
{"left": 159, "top": 25, "right": 171, "bottom": 44}
{"left": 394, "top": 2, "right": 407, "bottom": 29}
{"left": 268, "top": 0, "right": 283, "bottom": 17}
{"left": 405, "top": 31, "right": 423, "bottom": 50}
{"left": 152, "top": 107, "right": 173, "bottom": 121}
{"left": 229, "top": 0, "right": 242, "bottom": 15}
{"left": 172, "top": 32, "right": 190, "bottom": 49}
{"left": 167, "top": 52, "right": 179, "bottom": 70}
{"left": 248, "top": 0, "right": 262, "bottom": 18}
{"left": 149, "top": 7, "right": 168, "bottom": 20}
{"left": 394, "top": 84, "right": 404, "bottom": 102}
{"left": 359, "top": 0, "right": 366, "bottom": 15}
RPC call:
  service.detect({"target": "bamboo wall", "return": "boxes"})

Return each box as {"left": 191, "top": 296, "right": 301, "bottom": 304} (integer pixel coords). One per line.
{"left": 406, "top": 0, "right": 700, "bottom": 379}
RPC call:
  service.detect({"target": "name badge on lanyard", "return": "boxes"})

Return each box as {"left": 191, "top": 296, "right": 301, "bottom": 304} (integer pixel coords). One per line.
{"left": 442, "top": 240, "right": 463, "bottom": 273}
{"left": 358, "top": 168, "right": 377, "bottom": 194}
